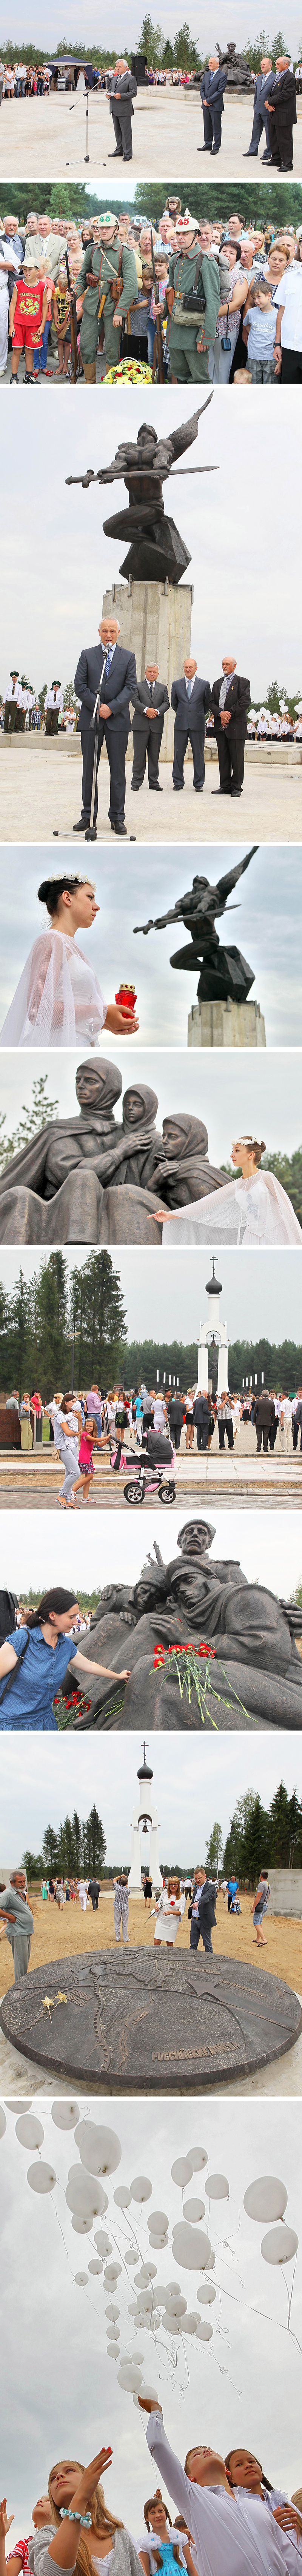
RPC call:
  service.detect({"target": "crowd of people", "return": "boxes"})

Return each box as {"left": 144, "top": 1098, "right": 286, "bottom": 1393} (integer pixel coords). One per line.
{"left": 0, "top": 2426, "right": 301, "bottom": 2574}
{"left": 2, "top": 1379, "right": 302, "bottom": 1483}
{"left": 1, "top": 204, "right": 302, "bottom": 383}
{"left": 2, "top": 679, "right": 301, "bottom": 746}
{"left": 0, "top": 1856, "right": 274, "bottom": 1971}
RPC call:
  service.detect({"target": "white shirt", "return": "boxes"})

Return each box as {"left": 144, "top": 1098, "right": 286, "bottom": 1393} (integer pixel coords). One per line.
{"left": 153, "top": 1399, "right": 167, "bottom": 1428}
{"left": 146, "top": 2420, "right": 296, "bottom": 2576}
{"left": 45, "top": 687, "right": 64, "bottom": 711}
{"left": 274, "top": 265, "right": 302, "bottom": 349}
{"left": 5, "top": 678, "right": 23, "bottom": 704}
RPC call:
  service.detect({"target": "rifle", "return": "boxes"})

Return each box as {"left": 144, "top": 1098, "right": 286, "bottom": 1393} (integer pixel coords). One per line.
{"left": 65, "top": 247, "right": 79, "bottom": 385}
{"left": 150, "top": 223, "right": 164, "bottom": 383}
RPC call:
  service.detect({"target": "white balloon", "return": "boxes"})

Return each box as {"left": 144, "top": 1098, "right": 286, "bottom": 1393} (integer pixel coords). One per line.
{"left": 74, "top": 2121, "right": 121, "bottom": 2175}
{"left": 151, "top": 2313, "right": 160, "bottom": 2332}
{"left": 188, "top": 2149, "right": 208, "bottom": 2172}
{"left": 182, "top": 2315, "right": 199, "bottom": 2335}
{"left": 72, "top": 2215, "right": 93, "bottom": 2236}
{"left": 148, "top": 2210, "right": 168, "bottom": 2233}
{"left": 74, "top": 2272, "right": 89, "bottom": 2287}
{"left": 106, "top": 2304, "right": 120, "bottom": 2321}
{"left": 162, "top": 2315, "right": 182, "bottom": 2337}
{"left": 172, "top": 2224, "right": 212, "bottom": 2271}
{"left": 104, "top": 2262, "right": 122, "bottom": 2284}
{"left": 261, "top": 2225, "right": 299, "bottom": 2266}
{"left": 183, "top": 2199, "right": 205, "bottom": 2224}
{"left": 171, "top": 2158, "right": 194, "bottom": 2188}
{"left": 165, "top": 2292, "right": 187, "bottom": 2317}
{"left": 133, "top": 2386, "right": 158, "bottom": 2411}
{"left": 89, "top": 2259, "right": 103, "bottom": 2275}
{"left": 66, "top": 2167, "right": 106, "bottom": 2218}
{"left": 205, "top": 2175, "right": 229, "bottom": 2201}
{"left": 94, "top": 2232, "right": 112, "bottom": 2255}
{"left": 114, "top": 2186, "right": 131, "bottom": 2209}
{"left": 197, "top": 2284, "right": 216, "bottom": 2305}
{"left": 148, "top": 2235, "right": 167, "bottom": 2251}
{"left": 243, "top": 2178, "right": 288, "bottom": 2224}
{"left": 134, "top": 2267, "right": 155, "bottom": 2289}
{"left": 130, "top": 2176, "right": 153, "bottom": 2201}
{"left": 51, "top": 2101, "right": 80, "bottom": 2129}
{"left": 15, "top": 2115, "right": 44, "bottom": 2149}
{"left": 125, "top": 2247, "right": 137, "bottom": 2265}
{"left": 5, "top": 2099, "right": 32, "bottom": 2112}
{"left": 165, "top": 2279, "right": 180, "bottom": 2294}
{"left": 196, "top": 2320, "right": 213, "bottom": 2341}
{"left": 27, "top": 2162, "right": 56, "bottom": 2194}
{"left": 117, "top": 2363, "right": 143, "bottom": 2392}
{"left": 107, "top": 2344, "right": 119, "bottom": 2359}
{"left": 0, "top": 2108, "right": 6, "bottom": 2139}
{"left": 107, "top": 2326, "right": 120, "bottom": 2342}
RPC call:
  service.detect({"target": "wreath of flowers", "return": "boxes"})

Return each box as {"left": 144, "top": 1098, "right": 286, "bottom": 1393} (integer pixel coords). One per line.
{"left": 103, "top": 359, "right": 153, "bottom": 384}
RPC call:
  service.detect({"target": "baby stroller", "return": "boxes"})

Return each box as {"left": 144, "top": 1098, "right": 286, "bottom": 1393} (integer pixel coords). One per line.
{"left": 110, "top": 1424, "right": 177, "bottom": 1506}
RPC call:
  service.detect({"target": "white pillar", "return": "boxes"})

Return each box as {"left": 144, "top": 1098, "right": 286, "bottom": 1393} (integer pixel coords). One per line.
{"left": 217, "top": 1325, "right": 229, "bottom": 1398}
{"left": 128, "top": 1801, "right": 163, "bottom": 1896}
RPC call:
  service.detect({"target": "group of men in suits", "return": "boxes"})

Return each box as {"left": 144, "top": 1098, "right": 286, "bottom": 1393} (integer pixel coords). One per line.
{"left": 73, "top": 618, "right": 251, "bottom": 835}
{"left": 244, "top": 51, "right": 297, "bottom": 165}
{"left": 200, "top": 48, "right": 297, "bottom": 167}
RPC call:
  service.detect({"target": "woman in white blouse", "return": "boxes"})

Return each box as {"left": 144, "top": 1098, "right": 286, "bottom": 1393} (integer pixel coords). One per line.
{"left": 153, "top": 1876, "right": 186, "bottom": 1949}
{"left": 0, "top": 874, "right": 139, "bottom": 1049}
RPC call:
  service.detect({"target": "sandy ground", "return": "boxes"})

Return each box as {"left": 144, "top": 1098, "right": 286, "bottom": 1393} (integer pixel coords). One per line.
{"left": 0, "top": 89, "right": 301, "bottom": 182}
{"left": 1, "top": 1884, "right": 301, "bottom": 1999}
{"left": 1, "top": 738, "right": 301, "bottom": 845}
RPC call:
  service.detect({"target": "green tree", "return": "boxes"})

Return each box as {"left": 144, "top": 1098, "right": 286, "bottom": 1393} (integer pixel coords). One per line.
{"left": 206, "top": 1822, "right": 223, "bottom": 1874}
{"left": 138, "top": 13, "right": 165, "bottom": 57}
{"left": 72, "top": 1809, "right": 82, "bottom": 1873}
{"left": 173, "top": 17, "right": 198, "bottom": 62}
{"left": 0, "top": 1077, "right": 59, "bottom": 1174}
{"left": 39, "top": 683, "right": 48, "bottom": 717}
{"left": 85, "top": 1805, "right": 106, "bottom": 1873}
{"left": 22, "top": 1848, "right": 43, "bottom": 1883}
{"left": 42, "top": 1824, "right": 59, "bottom": 1871}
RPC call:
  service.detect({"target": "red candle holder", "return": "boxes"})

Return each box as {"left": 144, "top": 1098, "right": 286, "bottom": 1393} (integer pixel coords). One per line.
{"left": 115, "top": 983, "right": 137, "bottom": 1011}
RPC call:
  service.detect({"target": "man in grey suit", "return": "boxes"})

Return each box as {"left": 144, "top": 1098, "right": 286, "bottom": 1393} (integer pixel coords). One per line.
{"left": 131, "top": 663, "right": 170, "bottom": 793}
{"left": 243, "top": 55, "right": 274, "bottom": 158}
{"left": 199, "top": 56, "right": 228, "bottom": 153}
{"left": 107, "top": 58, "right": 137, "bottom": 160}
{"left": 171, "top": 658, "right": 211, "bottom": 792}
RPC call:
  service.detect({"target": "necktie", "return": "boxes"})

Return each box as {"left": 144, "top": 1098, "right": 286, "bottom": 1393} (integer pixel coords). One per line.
{"left": 105, "top": 650, "right": 112, "bottom": 677}
{"left": 187, "top": 678, "right": 191, "bottom": 698}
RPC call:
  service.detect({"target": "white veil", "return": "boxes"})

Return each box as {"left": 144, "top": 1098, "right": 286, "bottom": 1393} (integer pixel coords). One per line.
{"left": 163, "top": 1170, "right": 302, "bottom": 1248}
{"left": 0, "top": 928, "right": 106, "bottom": 1050}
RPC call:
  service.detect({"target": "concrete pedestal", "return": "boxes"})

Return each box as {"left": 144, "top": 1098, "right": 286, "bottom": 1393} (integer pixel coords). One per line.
{"left": 268, "top": 1870, "right": 302, "bottom": 1917}
{"left": 188, "top": 998, "right": 266, "bottom": 1049}
{"left": 102, "top": 578, "right": 193, "bottom": 761}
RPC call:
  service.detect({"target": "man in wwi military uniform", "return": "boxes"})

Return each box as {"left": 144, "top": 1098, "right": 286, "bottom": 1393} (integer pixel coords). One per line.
{"left": 164, "top": 210, "right": 221, "bottom": 385}
{"left": 74, "top": 210, "right": 138, "bottom": 381}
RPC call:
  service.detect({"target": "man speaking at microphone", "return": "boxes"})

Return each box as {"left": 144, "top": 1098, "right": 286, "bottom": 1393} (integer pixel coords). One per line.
{"left": 74, "top": 615, "right": 137, "bottom": 839}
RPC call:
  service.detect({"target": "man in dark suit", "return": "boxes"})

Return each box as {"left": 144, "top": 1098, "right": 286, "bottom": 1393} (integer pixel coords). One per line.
{"left": 107, "top": 58, "right": 137, "bottom": 160}
{"left": 265, "top": 55, "right": 297, "bottom": 168}
{"left": 131, "top": 662, "right": 170, "bottom": 793}
{"left": 199, "top": 55, "right": 227, "bottom": 154}
{"left": 74, "top": 616, "right": 137, "bottom": 838}
{"left": 243, "top": 55, "right": 275, "bottom": 158}
{"left": 188, "top": 1867, "right": 219, "bottom": 1954}
{"left": 171, "top": 658, "right": 211, "bottom": 792}
{"left": 210, "top": 658, "right": 251, "bottom": 797}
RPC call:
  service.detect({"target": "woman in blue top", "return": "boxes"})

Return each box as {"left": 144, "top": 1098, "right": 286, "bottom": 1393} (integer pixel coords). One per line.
{"left": 0, "top": 1585, "right": 131, "bottom": 1731}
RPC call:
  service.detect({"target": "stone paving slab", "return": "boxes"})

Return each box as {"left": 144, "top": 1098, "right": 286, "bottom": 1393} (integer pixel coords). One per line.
{"left": 0, "top": 1454, "right": 300, "bottom": 1507}
{"left": 1, "top": 1949, "right": 301, "bottom": 2092}
{"left": 1, "top": 739, "right": 301, "bottom": 845}
{"left": 0, "top": 89, "right": 301, "bottom": 181}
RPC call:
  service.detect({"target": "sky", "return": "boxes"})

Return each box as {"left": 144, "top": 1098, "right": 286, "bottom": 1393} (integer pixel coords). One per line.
{"left": 1, "top": 1041, "right": 302, "bottom": 1164}
{"left": 1, "top": 844, "right": 302, "bottom": 1052}
{"left": 0, "top": 1241, "right": 302, "bottom": 1341}
{"left": 1, "top": 390, "right": 302, "bottom": 704}
{"left": 1, "top": 2097, "right": 302, "bottom": 2529}
{"left": 2, "top": 1, "right": 302, "bottom": 50}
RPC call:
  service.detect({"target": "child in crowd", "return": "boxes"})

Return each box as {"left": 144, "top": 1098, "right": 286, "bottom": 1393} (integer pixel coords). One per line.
{"left": 148, "top": 254, "right": 169, "bottom": 369}
{"left": 243, "top": 280, "right": 279, "bottom": 383}
{"left": 9, "top": 263, "right": 49, "bottom": 380}
{"left": 71, "top": 1413, "right": 107, "bottom": 1506}
{"left": 52, "top": 266, "right": 73, "bottom": 375}
{"left": 32, "top": 264, "right": 55, "bottom": 376}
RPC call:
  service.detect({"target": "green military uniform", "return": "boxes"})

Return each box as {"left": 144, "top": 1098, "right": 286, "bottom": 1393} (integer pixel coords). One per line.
{"left": 75, "top": 236, "right": 139, "bottom": 378}
{"left": 165, "top": 248, "right": 221, "bottom": 384}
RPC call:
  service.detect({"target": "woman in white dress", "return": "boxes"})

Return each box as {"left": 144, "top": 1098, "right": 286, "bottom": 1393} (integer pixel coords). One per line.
{"left": 153, "top": 1876, "right": 186, "bottom": 1950}
{"left": 0, "top": 875, "right": 139, "bottom": 1050}
{"left": 155, "top": 1138, "right": 302, "bottom": 1249}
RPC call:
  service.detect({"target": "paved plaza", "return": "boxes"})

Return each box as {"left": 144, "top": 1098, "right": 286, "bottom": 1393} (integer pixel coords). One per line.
{"left": 0, "top": 87, "right": 302, "bottom": 180}
{"left": 0, "top": 1448, "right": 301, "bottom": 1509}
{"left": 1, "top": 736, "right": 301, "bottom": 844}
